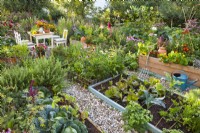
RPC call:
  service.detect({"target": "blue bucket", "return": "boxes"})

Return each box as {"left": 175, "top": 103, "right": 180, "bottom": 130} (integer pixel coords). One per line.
{"left": 173, "top": 72, "right": 188, "bottom": 91}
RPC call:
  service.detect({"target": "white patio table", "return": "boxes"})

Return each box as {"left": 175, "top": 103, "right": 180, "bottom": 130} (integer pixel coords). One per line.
{"left": 28, "top": 32, "right": 55, "bottom": 48}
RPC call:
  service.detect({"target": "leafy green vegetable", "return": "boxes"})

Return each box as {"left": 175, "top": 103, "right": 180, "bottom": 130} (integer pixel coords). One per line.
{"left": 122, "top": 101, "right": 153, "bottom": 133}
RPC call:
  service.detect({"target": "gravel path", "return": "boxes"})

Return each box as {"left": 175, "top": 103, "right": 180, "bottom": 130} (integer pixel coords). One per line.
{"left": 65, "top": 84, "right": 126, "bottom": 133}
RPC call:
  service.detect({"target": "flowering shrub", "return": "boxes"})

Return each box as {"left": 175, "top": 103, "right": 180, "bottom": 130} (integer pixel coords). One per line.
{"left": 0, "top": 20, "right": 14, "bottom": 36}
{"left": 34, "top": 43, "right": 47, "bottom": 56}
{"left": 36, "top": 20, "right": 47, "bottom": 28}
{"left": 35, "top": 20, "right": 56, "bottom": 31}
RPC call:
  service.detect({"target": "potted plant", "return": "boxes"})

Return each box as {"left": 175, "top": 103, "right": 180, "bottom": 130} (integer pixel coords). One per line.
{"left": 35, "top": 43, "right": 47, "bottom": 57}
{"left": 157, "top": 32, "right": 169, "bottom": 55}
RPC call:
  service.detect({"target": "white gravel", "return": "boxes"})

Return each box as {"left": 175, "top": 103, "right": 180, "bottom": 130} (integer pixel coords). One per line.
{"left": 65, "top": 84, "right": 126, "bottom": 133}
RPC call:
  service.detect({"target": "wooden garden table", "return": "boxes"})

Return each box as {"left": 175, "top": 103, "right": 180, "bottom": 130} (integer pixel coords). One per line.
{"left": 28, "top": 32, "right": 55, "bottom": 48}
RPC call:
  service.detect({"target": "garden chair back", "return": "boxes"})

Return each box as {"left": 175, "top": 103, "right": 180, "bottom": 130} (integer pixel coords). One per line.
{"left": 54, "top": 29, "right": 68, "bottom": 47}
{"left": 13, "top": 30, "right": 35, "bottom": 52}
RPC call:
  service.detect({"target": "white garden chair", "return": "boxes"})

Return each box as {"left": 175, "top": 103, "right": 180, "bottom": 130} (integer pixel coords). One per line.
{"left": 14, "top": 31, "right": 35, "bottom": 47}
{"left": 53, "top": 29, "right": 68, "bottom": 47}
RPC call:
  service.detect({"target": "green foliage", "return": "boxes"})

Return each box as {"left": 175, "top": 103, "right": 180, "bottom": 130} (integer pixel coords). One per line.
{"left": 0, "top": 84, "right": 44, "bottom": 131}
{"left": 0, "top": 65, "right": 31, "bottom": 90}
{"left": 160, "top": 89, "right": 200, "bottom": 132}
{"left": 34, "top": 105, "right": 88, "bottom": 133}
{"left": 57, "top": 17, "right": 72, "bottom": 36}
{"left": 2, "top": 0, "right": 51, "bottom": 13}
{"left": 0, "top": 45, "right": 29, "bottom": 60}
{"left": 18, "top": 17, "right": 37, "bottom": 32}
{"left": 105, "top": 86, "right": 122, "bottom": 99}
{"left": 31, "top": 56, "right": 66, "bottom": 95}
{"left": 61, "top": 0, "right": 95, "bottom": 19}
{"left": 159, "top": 51, "right": 188, "bottom": 66}
{"left": 54, "top": 44, "right": 126, "bottom": 83}
{"left": 140, "top": 90, "right": 166, "bottom": 109}
{"left": 123, "top": 52, "right": 138, "bottom": 70}
{"left": 104, "top": 74, "right": 167, "bottom": 108}
{"left": 182, "top": 89, "right": 200, "bottom": 132}
{"left": 122, "top": 101, "right": 153, "bottom": 133}
{"left": 0, "top": 37, "right": 16, "bottom": 47}
{"left": 52, "top": 45, "right": 68, "bottom": 66}
{"left": 163, "top": 128, "right": 184, "bottom": 133}
{"left": 10, "top": 45, "right": 30, "bottom": 59}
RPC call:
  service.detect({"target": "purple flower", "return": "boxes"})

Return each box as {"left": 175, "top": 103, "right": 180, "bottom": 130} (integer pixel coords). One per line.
{"left": 126, "top": 36, "right": 143, "bottom": 43}
{"left": 5, "top": 128, "right": 11, "bottom": 133}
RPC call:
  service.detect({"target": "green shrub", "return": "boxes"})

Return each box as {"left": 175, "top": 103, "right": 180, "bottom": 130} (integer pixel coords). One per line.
{"left": 31, "top": 56, "right": 66, "bottom": 95}
{"left": 0, "top": 65, "right": 31, "bottom": 90}
{"left": 11, "top": 45, "right": 30, "bottom": 60}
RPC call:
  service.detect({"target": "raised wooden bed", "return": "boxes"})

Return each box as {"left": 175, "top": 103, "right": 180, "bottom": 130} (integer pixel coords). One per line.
{"left": 139, "top": 55, "right": 200, "bottom": 87}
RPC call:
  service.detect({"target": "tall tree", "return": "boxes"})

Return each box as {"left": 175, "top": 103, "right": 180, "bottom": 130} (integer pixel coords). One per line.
{"left": 2, "top": 0, "right": 51, "bottom": 13}
{"left": 54, "top": 0, "right": 95, "bottom": 19}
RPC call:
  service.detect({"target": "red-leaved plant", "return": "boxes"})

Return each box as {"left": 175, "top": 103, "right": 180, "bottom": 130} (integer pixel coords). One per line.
{"left": 28, "top": 80, "right": 38, "bottom": 103}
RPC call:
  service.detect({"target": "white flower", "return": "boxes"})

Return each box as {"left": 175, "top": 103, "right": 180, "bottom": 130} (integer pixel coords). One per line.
{"left": 151, "top": 26, "right": 157, "bottom": 31}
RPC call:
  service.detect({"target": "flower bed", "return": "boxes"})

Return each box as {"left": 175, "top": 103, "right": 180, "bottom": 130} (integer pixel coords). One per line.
{"left": 139, "top": 55, "right": 200, "bottom": 87}
{"left": 88, "top": 74, "right": 196, "bottom": 133}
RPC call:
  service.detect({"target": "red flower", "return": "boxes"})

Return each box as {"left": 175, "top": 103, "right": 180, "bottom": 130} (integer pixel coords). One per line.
{"left": 107, "top": 22, "right": 111, "bottom": 29}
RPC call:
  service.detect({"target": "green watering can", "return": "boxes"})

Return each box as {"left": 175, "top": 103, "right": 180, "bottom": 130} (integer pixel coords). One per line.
{"left": 172, "top": 70, "right": 198, "bottom": 91}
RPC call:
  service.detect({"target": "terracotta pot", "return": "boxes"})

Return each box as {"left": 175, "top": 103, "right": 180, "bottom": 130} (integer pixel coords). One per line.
{"left": 158, "top": 47, "right": 167, "bottom": 55}
{"left": 44, "top": 29, "right": 50, "bottom": 33}
{"left": 81, "top": 36, "right": 86, "bottom": 43}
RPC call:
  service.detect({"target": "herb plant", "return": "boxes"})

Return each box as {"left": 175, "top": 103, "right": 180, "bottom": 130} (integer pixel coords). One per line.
{"left": 31, "top": 56, "right": 66, "bottom": 95}
{"left": 122, "top": 101, "right": 153, "bottom": 133}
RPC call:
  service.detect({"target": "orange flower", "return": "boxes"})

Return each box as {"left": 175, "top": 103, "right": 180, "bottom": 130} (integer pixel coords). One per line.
{"left": 182, "top": 29, "right": 189, "bottom": 34}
